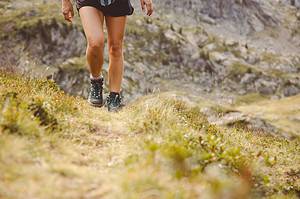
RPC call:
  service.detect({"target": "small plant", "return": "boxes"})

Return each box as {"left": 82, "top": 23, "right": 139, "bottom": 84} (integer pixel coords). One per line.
{"left": 0, "top": 92, "right": 42, "bottom": 137}
{"left": 28, "top": 100, "right": 58, "bottom": 129}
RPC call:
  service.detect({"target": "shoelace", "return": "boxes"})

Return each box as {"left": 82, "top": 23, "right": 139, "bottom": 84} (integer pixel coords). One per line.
{"left": 107, "top": 94, "right": 122, "bottom": 105}
{"left": 90, "top": 80, "right": 103, "bottom": 98}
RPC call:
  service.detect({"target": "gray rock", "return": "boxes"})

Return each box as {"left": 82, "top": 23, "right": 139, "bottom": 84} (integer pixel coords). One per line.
{"left": 203, "top": 43, "right": 218, "bottom": 52}
{"left": 146, "top": 0, "right": 278, "bottom": 34}
{"left": 224, "top": 39, "right": 239, "bottom": 47}
{"left": 164, "top": 29, "right": 179, "bottom": 42}
{"left": 255, "top": 79, "right": 278, "bottom": 95}
{"left": 297, "top": 12, "right": 300, "bottom": 20}
{"left": 210, "top": 111, "right": 248, "bottom": 126}
{"left": 221, "top": 111, "right": 289, "bottom": 137}
{"left": 146, "top": 24, "right": 159, "bottom": 33}
{"left": 209, "top": 52, "right": 228, "bottom": 63}
{"left": 241, "top": 73, "right": 257, "bottom": 84}
{"left": 198, "top": 14, "right": 216, "bottom": 25}
{"left": 283, "top": 85, "right": 300, "bottom": 97}
{"left": 202, "top": 107, "right": 285, "bottom": 137}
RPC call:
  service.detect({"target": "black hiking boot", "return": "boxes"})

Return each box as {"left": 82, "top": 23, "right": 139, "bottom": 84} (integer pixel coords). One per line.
{"left": 106, "top": 92, "right": 124, "bottom": 112}
{"left": 88, "top": 77, "right": 104, "bottom": 107}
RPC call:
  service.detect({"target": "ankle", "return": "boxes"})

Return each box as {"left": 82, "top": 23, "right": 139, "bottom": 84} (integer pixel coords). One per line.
{"left": 90, "top": 74, "right": 103, "bottom": 80}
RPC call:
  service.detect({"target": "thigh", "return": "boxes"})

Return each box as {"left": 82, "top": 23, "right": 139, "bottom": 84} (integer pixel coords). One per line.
{"left": 105, "top": 16, "right": 127, "bottom": 47}
{"left": 79, "top": 7, "right": 105, "bottom": 44}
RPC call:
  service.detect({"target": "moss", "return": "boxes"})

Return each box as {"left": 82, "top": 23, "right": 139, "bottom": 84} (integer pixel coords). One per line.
{"left": 60, "top": 56, "right": 86, "bottom": 71}
{"left": 210, "top": 105, "right": 237, "bottom": 116}
{"left": 126, "top": 16, "right": 148, "bottom": 36}
{"left": 228, "top": 61, "right": 259, "bottom": 78}
{"left": 261, "top": 52, "right": 281, "bottom": 64}
{"left": 234, "top": 93, "right": 268, "bottom": 106}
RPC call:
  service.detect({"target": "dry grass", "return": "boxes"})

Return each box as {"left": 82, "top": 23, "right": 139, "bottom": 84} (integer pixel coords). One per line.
{"left": 0, "top": 0, "right": 300, "bottom": 198}
{"left": 236, "top": 95, "right": 300, "bottom": 138}
{"left": 0, "top": 72, "right": 299, "bottom": 198}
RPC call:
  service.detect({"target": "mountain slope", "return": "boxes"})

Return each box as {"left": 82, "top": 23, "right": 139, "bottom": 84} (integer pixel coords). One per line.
{"left": 0, "top": 72, "right": 299, "bottom": 198}
{"left": 0, "top": 0, "right": 300, "bottom": 197}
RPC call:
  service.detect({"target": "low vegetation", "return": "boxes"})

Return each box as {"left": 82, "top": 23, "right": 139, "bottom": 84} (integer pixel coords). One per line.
{"left": 0, "top": 1, "right": 299, "bottom": 198}
{"left": 0, "top": 71, "right": 299, "bottom": 198}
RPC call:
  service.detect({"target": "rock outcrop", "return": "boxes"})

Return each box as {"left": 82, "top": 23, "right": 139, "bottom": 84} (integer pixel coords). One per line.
{"left": 147, "top": 0, "right": 279, "bottom": 34}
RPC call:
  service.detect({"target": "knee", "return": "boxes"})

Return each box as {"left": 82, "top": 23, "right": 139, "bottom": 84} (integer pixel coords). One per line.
{"left": 88, "top": 37, "right": 104, "bottom": 52}
{"left": 109, "top": 41, "right": 123, "bottom": 58}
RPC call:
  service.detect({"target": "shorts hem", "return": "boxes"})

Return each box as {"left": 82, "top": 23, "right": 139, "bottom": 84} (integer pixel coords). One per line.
{"left": 76, "top": 3, "right": 134, "bottom": 17}
{"left": 104, "top": 9, "right": 134, "bottom": 17}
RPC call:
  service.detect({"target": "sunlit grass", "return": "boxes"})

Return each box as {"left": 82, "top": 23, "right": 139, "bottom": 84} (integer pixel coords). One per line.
{"left": 0, "top": 71, "right": 299, "bottom": 198}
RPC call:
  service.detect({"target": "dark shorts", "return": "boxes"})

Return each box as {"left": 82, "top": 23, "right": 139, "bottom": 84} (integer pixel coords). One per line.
{"left": 76, "top": 0, "right": 134, "bottom": 17}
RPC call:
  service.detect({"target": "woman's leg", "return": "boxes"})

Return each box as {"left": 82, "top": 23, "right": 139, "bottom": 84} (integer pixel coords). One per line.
{"left": 105, "top": 16, "right": 127, "bottom": 93}
{"left": 79, "top": 7, "right": 105, "bottom": 78}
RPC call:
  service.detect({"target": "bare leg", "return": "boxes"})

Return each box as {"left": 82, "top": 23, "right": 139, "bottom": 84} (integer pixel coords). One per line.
{"left": 105, "top": 16, "right": 127, "bottom": 93}
{"left": 79, "top": 7, "right": 105, "bottom": 78}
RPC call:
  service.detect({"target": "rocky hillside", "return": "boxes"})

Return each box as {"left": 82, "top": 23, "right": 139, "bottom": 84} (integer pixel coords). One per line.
{"left": 0, "top": 0, "right": 300, "bottom": 198}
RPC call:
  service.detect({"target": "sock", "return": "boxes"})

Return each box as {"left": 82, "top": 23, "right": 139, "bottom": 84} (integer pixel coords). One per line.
{"left": 109, "top": 91, "right": 120, "bottom": 98}
{"left": 90, "top": 74, "right": 103, "bottom": 80}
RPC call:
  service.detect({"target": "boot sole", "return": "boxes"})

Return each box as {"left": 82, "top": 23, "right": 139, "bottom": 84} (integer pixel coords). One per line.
{"left": 107, "top": 104, "right": 125, "bottom": 112}
{"left": 88, "top": 100, "right": 104, "bottom": 108}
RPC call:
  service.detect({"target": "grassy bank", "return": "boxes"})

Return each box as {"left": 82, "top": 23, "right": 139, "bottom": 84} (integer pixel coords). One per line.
{"left": 0, "top": 71, "right": 299, "bottom": 198}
